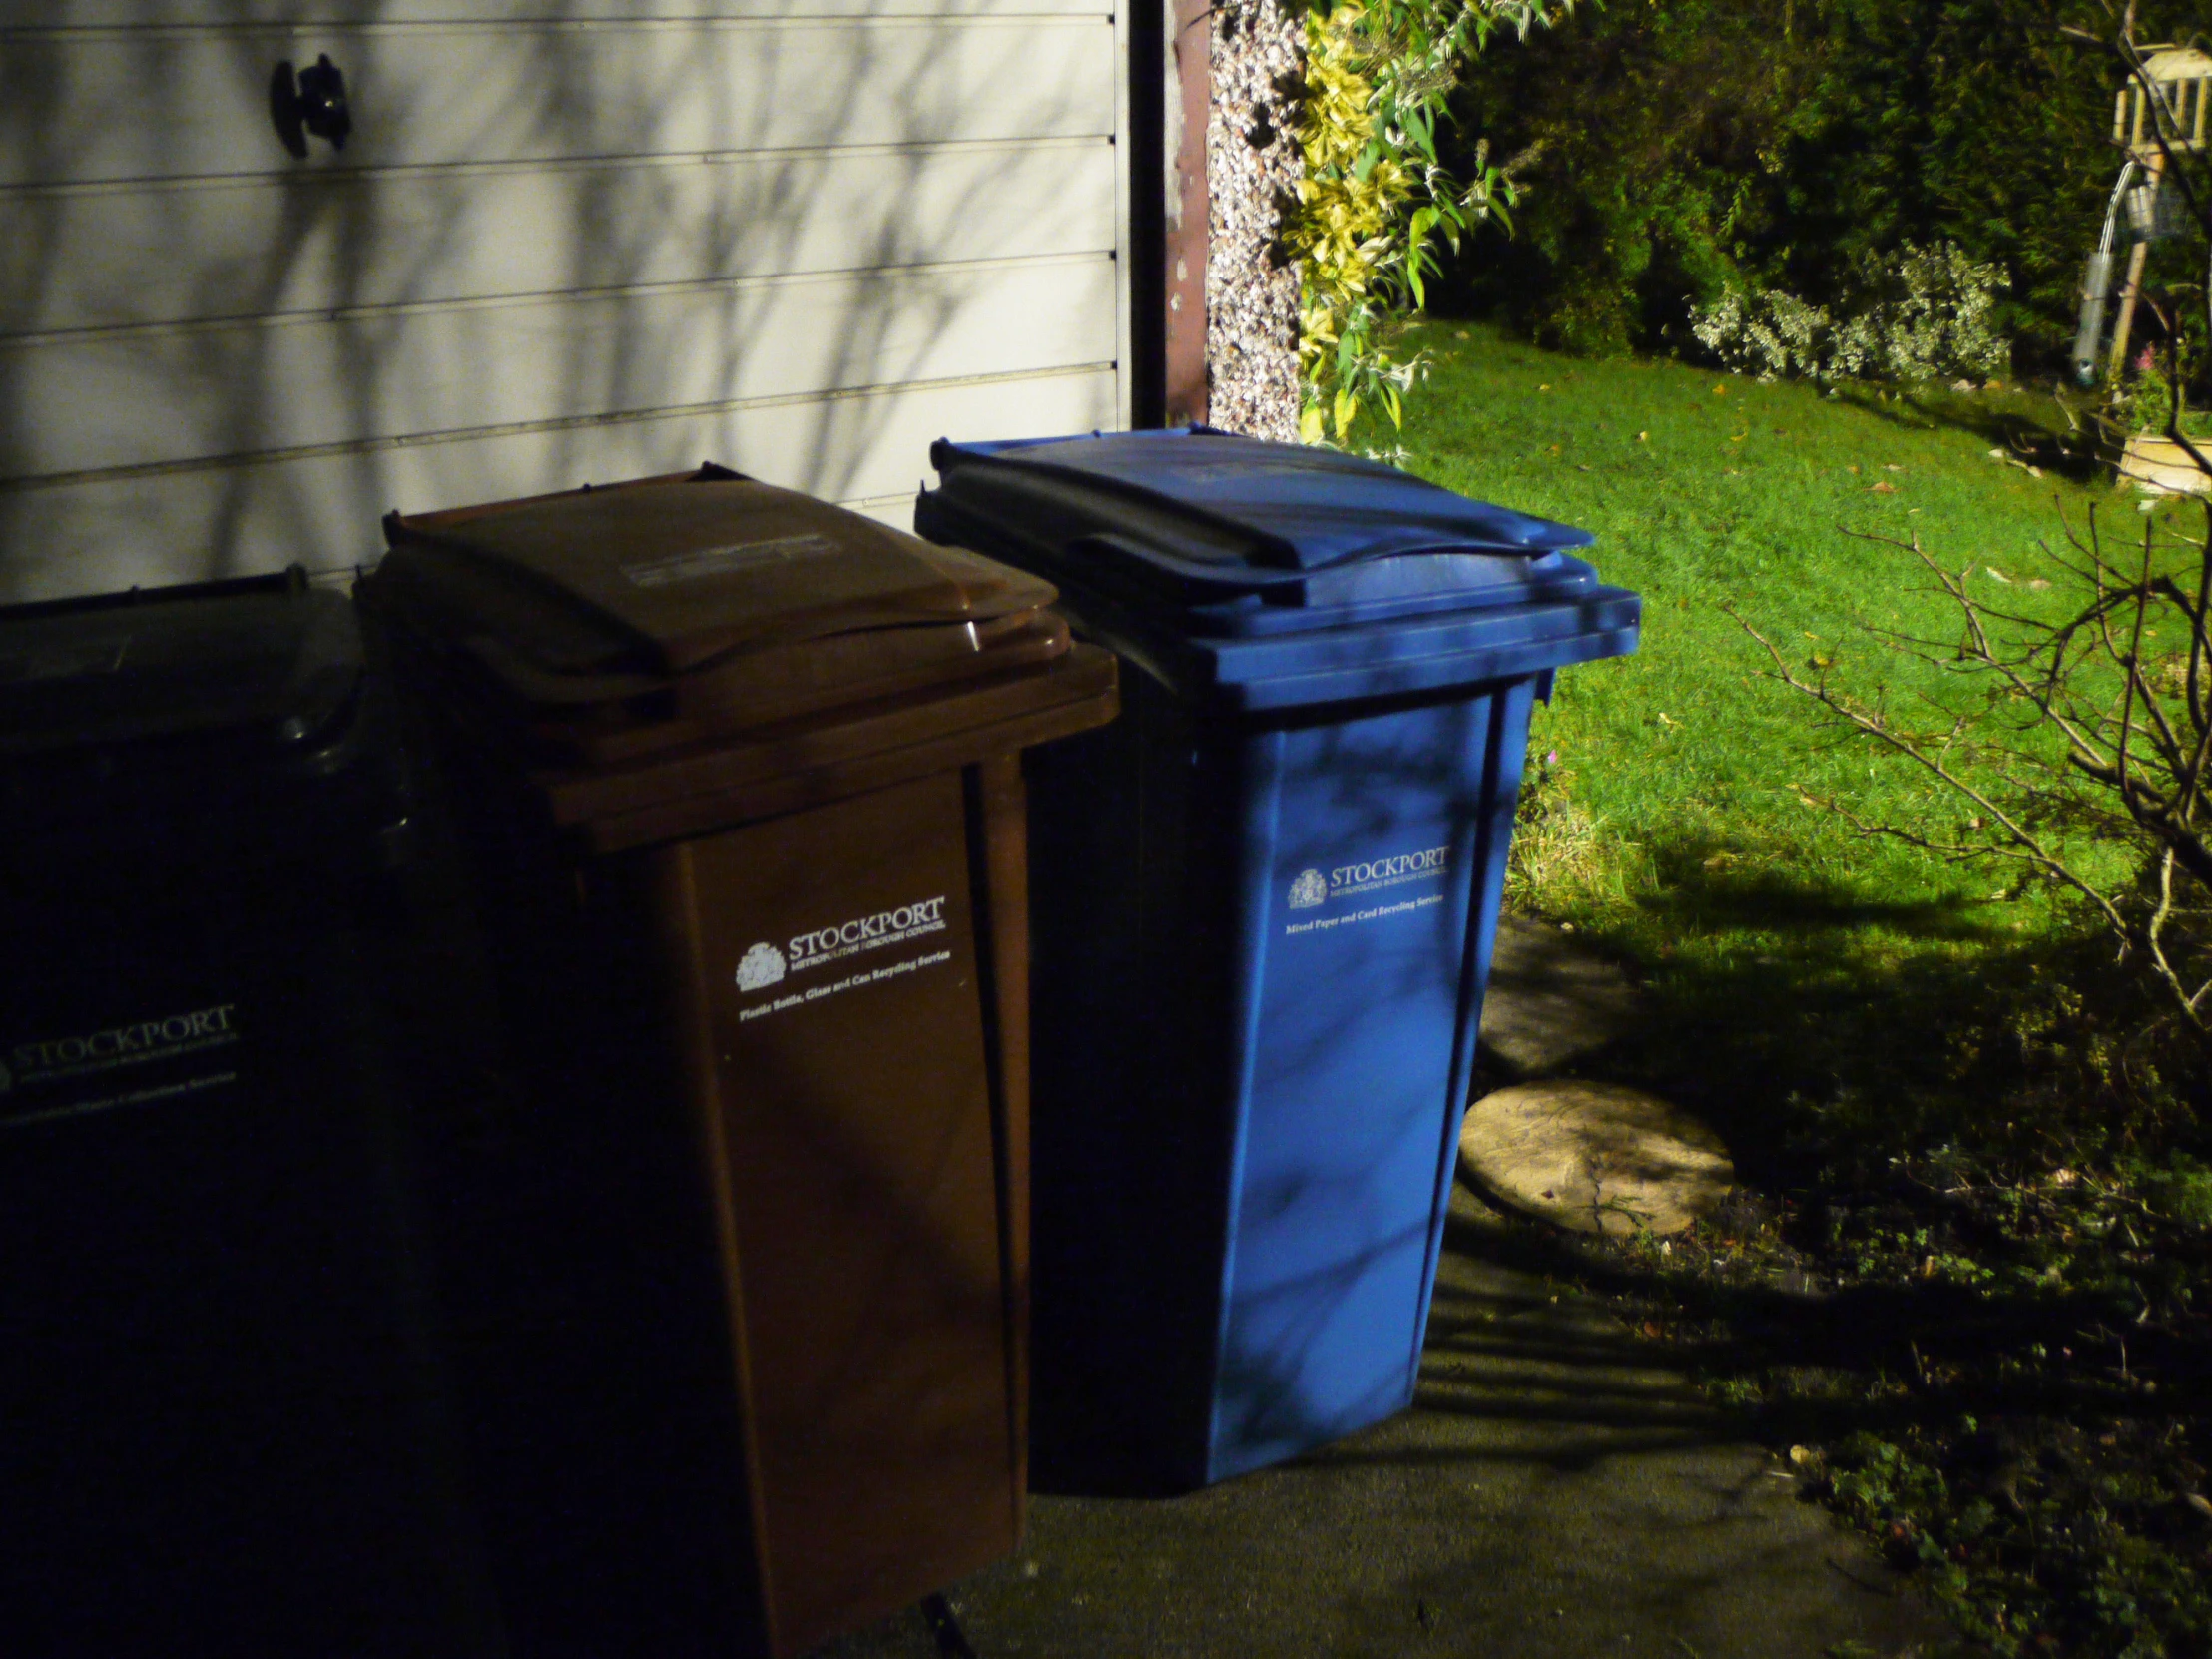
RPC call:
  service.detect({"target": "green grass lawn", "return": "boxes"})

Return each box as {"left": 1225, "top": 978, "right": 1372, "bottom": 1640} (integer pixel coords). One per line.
{"left": 1390, "top": 323, "right": 2212, "bottom": 1659}
{"left": 1398, "top": 317, "right": 2165, "bottom": 925}
{"left": 1393, "top": 319, "right": 2211, "bottom": 1170}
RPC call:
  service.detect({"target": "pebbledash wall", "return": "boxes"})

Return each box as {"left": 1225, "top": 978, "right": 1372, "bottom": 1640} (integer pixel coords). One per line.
{"left": 1204, "top": 0, "right": 1301, "bottom": 442}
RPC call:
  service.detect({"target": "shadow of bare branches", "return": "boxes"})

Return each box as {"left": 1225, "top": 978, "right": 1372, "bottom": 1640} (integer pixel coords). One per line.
{"left": 0, "top": 0, "right": 1120, "bottom": 601}
{"left": 1411, "top": 841, "right": 2211, "bottom": 1526}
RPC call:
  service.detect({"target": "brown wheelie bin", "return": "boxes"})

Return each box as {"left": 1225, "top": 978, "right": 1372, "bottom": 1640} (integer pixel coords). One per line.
{"left": 355, "top": 466, "right": 1116, "bottom": 1659}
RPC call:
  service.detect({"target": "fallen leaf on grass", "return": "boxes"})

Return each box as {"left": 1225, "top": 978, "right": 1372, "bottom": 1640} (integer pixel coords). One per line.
{"left": 1847, "top": 464, "right": 1861, "bottom": 475}
{"left": 1712, "top": 383, "right": 1728, "bottom": 396}
{"left": 1869, "top": 481, "right": 1896, "bottom": 493}
{"left": 1538, "top": 383, "right": 1552, "bottom": 392}
{"left": 1883, "top": 463, "right": 1905, "bottom": 472}
{"left": 1983, "top": 566, "right": 2014, "bottom": 584}
{"left": 1577, "top": 464, "right": 1593, "bottom": 473}
{"left": 1657, "top": 711, "right": 1680, "bottom": 729}
{"left": 2028, "top": 577, "right": 2051, "bottom": 590}
{"left": 1636, "top": 430, "right": 1649, "bottom": 442}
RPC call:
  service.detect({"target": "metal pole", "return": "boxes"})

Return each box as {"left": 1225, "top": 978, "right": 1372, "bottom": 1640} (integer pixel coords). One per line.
{"left": 2108, "top": 148, "right": 2168, "bottom": 382}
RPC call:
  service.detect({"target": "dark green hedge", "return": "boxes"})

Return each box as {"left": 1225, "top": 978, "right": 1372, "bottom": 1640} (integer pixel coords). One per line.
{"left": 1439, "top": 0, "right": 2201, "bottom": 374}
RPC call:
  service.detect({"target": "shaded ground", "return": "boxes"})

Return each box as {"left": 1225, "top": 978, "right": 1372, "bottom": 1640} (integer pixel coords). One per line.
{"left": 1465, "top": 880, "right": 2212, "bottom": 1657}
{"left": 1478, "top": 915, "right": 1644, "bottom": 1080}
{"left": 818, "top": 1182, "right": 1948, "bottom": 1659}
{"left": 811, "top": 889, "right": 2189, "bottom": 1656}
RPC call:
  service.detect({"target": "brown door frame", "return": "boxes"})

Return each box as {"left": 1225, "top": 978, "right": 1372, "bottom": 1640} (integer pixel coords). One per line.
{"left": 1130, "top": 0, "right": 1211, "bottom": 427}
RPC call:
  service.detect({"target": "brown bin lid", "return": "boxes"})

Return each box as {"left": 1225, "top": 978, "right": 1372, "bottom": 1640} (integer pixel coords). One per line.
{"left": 372, "top": 469, "right": 1071, "bottom": 757}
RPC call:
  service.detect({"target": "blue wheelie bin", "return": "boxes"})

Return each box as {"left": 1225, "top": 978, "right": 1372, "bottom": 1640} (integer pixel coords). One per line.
{"left": 914, "top": 427, "right": 1640, "bottom": 1492}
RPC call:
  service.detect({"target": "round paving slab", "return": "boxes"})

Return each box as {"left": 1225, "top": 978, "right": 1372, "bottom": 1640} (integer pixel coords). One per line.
{"left": 1460, "top": 1080, "right": 1734, "bottom": 1236}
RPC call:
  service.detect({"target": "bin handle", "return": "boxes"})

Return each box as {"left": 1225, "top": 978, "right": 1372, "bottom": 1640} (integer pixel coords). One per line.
{"left": 1066, "top": 533, "right": 1311, "bottom": 588}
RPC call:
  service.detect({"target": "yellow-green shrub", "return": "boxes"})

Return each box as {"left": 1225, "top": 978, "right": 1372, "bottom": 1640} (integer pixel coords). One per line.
{"left": 1289, "top": 0, "right": 1574, "bottom": 443}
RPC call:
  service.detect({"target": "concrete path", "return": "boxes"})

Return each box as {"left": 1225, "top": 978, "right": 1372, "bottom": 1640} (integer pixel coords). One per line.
{"left": 817, "top": 916, "right": 1952, "bottom": 1658}
{"left": 821, "top": 1190, "right": 1949, "bottom": 1659}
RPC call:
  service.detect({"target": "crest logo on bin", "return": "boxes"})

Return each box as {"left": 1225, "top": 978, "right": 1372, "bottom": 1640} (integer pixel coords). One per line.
{"left": 736, "top": 942, "right": 787, "bottom": 993}
{"left": 1288, "top": 869, "right": 1329, "bottom": 910}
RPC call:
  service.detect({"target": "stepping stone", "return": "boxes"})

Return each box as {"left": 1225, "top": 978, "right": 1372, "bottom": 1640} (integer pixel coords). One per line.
{"left": 1460, "top": 1079, "right": 1733, "bottom": 1236}
{"left": 1479, "top": 914, "right": 1645, "bottom": 1076}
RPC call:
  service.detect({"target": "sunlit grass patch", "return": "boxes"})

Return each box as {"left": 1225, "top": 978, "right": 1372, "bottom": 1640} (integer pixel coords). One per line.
{"left": 1396, "top": 319, "right": 2168, "bottom": 953}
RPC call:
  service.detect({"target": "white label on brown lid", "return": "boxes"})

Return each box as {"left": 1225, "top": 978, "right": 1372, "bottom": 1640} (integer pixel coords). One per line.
{"left": 620, "top": 534, "right": 839, "bottom": 589}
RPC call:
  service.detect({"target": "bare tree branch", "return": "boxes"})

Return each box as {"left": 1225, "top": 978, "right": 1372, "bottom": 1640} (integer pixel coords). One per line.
{"left": 1727, "top": 3, "right": 2212, "bottom": 1034}
{"left": 1726, "top": 603, "right": 2139, "bottom": 949}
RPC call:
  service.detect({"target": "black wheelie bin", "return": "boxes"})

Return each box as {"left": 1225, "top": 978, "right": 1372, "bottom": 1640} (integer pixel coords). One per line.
{"left": 0, "top": 570, "right": 502, "bottom": 1658}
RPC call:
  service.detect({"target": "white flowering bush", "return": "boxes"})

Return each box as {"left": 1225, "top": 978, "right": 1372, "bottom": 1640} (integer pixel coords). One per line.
{"left": 1691, "top": 242, "right": 2010, "bottom": 385}
{"left": 1689, "top": 285, "right": 1833, "bottom": 382}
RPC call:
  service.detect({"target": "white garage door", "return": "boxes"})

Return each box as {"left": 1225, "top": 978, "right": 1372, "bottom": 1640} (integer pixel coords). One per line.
{"left": 0, "top": 1, "right": 1129, "bottom": 602}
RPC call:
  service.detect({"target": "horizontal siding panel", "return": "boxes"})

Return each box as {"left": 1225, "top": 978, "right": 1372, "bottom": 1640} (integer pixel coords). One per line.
{"left": 2, "top": 2, "right": 1107, "bottom": 26}
{"left": 7, "top": 141, "right": 1115, "bottom": 337}
{"left": 0, "top": 366, "right": 1118, "bottom": 601}
{"left": 4, "top": 255, "right": 1118, "bottom": 479}
{"left": 0, "top": 19, "right": 1116, "bottom": 187}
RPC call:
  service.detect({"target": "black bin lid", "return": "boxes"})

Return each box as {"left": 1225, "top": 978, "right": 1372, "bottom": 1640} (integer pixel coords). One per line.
{"left": 0, "top": 569, "right": 376, "bottom": 868}
{"left": 0, "top": 568, "right": 361, "bottom": 765}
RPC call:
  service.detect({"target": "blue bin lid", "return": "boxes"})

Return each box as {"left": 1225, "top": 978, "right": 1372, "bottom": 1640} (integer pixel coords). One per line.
{"left": 917, "top": 427, "right": 1640, "bottom": 711}
{"left": 921, "top": 427, "right": 1602, "bottom": 638}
